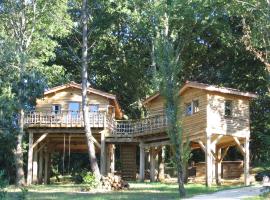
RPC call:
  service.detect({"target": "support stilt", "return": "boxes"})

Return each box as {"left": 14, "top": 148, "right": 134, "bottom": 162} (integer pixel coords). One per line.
{"left": 38, "top": 149, "right": 43, "bottom": 184}
{"left": 33, "top": 148, "right": 38, "bottom": 184}
{"left": 244, "top": 137, "right": 250, "bottom": 186}
{"left": 158, "top": 146, "right": 165, "bottom": 181}
{"left": 27, "top": 132, "right": 33, "bottom": 185}
{"left": 150, "top": 147, "right": 156, "bottom": 182}
{"left": 215, "top": 147, "right": 222, "bottom": 185}
{"left": 139, "top": 142, "right": 145, "bottom": 182}
{"left": 206, "top": 135, "right": 212, "bottom": 187}
{"left": 100, "top": 130, "right": 106, "bottom": 175}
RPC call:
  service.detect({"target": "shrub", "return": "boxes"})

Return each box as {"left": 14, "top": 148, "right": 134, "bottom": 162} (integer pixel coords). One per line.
{"left": 0, "top": 170, "right": 8, "bottom": 200}
{"left": 80, "top": 171, "right": 99, "bottom": 191}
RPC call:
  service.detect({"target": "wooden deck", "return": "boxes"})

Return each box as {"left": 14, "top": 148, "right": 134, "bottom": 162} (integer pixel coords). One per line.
{"left": 24, "top": 111, "right": 168, "bottom": 138}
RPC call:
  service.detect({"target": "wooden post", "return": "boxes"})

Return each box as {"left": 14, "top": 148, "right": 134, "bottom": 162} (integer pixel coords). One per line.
{"left": 150, "top": 147, "right": 156, "bottom": 182}
{"left": 215, "top": 147, "right": 222, "bottom": 185}
{"left": 244, "top": 137, "right": 250, "bottom": 186}
{"left": 38, "top": 149, "right": 44, "bottom": 184}
{"left": 139, "top": 142, "right": 145, "bottom": 181}
{"left": 100, "top": 131, "right": 106, "bottom": 175}
{"left": 106, "top": 144, "right": 115, "bottom": 174}
{"left": 27, "top": 132, "right": 33, "bottom": 185}
{"left": 44, "top": 148, "right": 49, "bottom": 184}
{"left": 206, "top": 135, "right": 212, "bottom": 187}
{"left": 158, "top": 146, "right": 165, "bottom": 181}
{"left": 32, "top": 148, "right": 38, "bottom": 184}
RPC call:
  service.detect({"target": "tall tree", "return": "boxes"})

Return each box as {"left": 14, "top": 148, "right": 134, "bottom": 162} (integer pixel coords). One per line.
{"left": 0, "top": 0, "right": 71, "bottom": 185}
{"left": 81, "top": 0, "right": 101, "bottom": 180}
{"left": 154, "top": 1, "right": 186, "bottom": 197}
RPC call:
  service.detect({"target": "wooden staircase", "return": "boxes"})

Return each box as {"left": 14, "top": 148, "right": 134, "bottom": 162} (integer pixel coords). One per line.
{"left": 120, "top": 144, "right": 137, "bottom": 180}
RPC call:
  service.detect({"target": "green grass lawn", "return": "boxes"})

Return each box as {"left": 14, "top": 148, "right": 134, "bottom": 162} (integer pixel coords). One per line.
{"left": 6, "top": 182, "right": 242, "bottom": 200}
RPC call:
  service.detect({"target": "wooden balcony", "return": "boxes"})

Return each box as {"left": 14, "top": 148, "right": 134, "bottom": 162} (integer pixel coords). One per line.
{"left": 25, "top": 111, "right": 168, "bottom": 137}
{"left": 24, "top": 111, "right": 107, "bottom": 128}
{"left": 107, "top": 114, "right": 168, "bottom": 137}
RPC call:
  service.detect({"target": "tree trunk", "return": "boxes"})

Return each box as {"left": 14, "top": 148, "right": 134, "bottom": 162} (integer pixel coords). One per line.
{"left": 175, "top": 146, "right": 186, "bottom": 197}
{"left": 15, "top": 109, "right": 26, "bottom": 186}
{"left": 81, "top": 0, "right": 101, "bottom": 180}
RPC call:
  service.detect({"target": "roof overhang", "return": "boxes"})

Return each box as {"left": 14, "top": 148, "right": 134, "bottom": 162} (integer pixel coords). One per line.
{"left": 43, "top": 82, "right": 123, "bottom": 118}
{"left": 143, "top": 81, "right": 257, "bottom": 105}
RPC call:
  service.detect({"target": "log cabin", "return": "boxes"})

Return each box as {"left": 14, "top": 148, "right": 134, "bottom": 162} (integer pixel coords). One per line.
{"left": 24, "top": 81, "right": 257, "bottom": 187}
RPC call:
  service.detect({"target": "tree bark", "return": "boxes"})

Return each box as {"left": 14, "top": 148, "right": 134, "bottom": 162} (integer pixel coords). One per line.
{"left": 81, "top": 0, "right": 101, "bottom": 180}
{"left": 15, "top": 109, "right": 26, "bottom": 186}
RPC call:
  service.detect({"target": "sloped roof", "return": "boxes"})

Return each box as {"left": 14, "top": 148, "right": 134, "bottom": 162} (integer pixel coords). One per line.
{"left": 143, "top": 81, "right": 257, "bottom": 105}
{"left": 44, "top": 81, "right": 123, "bottom": 118}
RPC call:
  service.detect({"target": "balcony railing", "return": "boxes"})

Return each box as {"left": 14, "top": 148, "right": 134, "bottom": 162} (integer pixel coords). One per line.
{"left": 25, "top": 111, "right": 168, "bottom": 137}
{"left": 107, "top": 114, "right": 168, "bottom": 136}
{"left": 25, "top": 111, "right": 106, "bottom": 128}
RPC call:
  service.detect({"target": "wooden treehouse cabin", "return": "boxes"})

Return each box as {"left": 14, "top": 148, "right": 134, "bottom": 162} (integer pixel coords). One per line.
{"left": 24, "top": 81, "right": 256, "bottom": 187}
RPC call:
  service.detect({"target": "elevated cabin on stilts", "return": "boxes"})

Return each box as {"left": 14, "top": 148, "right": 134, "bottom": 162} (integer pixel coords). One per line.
{"left": 24, "top": 81, "right": 256, "bottom": 187}
{"left": 142, "top": 81, "right": 257, "bottom": 186}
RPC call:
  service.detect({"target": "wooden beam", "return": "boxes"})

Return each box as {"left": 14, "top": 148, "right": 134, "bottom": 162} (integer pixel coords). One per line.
{"left": 233, "top": 137, "right": 245, "bottom": 156}
{"left": 244, "top": 137, "right": 250, "bottom": 186}
{"left": 27, "top": 132, "right": 33, "bottom": 185}
{"left": 198, "top": 140, "right": 216, "bottom": 159}
{"left": 219, "top": 146, "right": 230, "bottom": 162}
{"left": 38, "top": 150, "right": 43, "bottom": 184}
{"left": 205, "top": 136, "right": 212, "bottom": 187}
{"left": 91, "top": 135, "right": 101, "bottom": 149}
{"left": 100, "top": 130, "right": 106, "bottom": 175}
{"left": 150, "top": 147, "right": 156, "bottom": 182}
{"left": 139, "top": 142, "right": 145, "bottom": 182}
{"left": 211, "top": 135, "right": 223, "bottom": 149}
{"left": 37, "top": 143, "right": 46, "bottom": 153}
{"left": 32, "top": 133, "right": 48, "bottom": 149}
{"left": 215, "top": 147, "right": 221, "bottom": 185}
{"left": 144, "top": 140, "right": 171, "bottom": 148}
{"left": 32, "top": 148, "right": 38, "bottom": 184}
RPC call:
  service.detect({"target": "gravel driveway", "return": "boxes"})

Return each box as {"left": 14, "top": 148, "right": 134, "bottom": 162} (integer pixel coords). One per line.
{"left": 184, "top": 185, "right": 264, "bottom": 200}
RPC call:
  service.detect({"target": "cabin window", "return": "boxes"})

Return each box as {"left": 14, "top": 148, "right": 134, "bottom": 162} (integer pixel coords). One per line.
{"left": 52, "top": 105, "right": 61, "bottom": 114}
{"left": 89, "top": 104, "right": 99, "bottom": 112}
{"left": 193, "top": 100, "right": 199, "bottom": 113}
{"left": 68, "top": 102, "right": 80, "bottom": 113}
{"left": 185, "top": 103, "right": 192, "bottom": 116}
{"left": 225, "top": 100, "right": 233, "bottom": 117}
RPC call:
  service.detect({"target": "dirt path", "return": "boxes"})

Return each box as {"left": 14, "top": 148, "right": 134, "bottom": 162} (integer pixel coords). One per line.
{"left": 185, "top": 185, "right": 264, "bottom": 200}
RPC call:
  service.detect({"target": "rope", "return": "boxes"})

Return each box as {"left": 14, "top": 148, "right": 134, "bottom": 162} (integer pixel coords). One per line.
{"left": 68, "top": 134, "right": 71, "bottom": 174}
{"left": 63, "top": 134, "right": 66, "bottom": 175}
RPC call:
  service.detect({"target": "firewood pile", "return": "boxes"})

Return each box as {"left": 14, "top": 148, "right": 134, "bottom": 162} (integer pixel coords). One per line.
{"left": 101, "top": 173, "right": 129, "bottom": 190}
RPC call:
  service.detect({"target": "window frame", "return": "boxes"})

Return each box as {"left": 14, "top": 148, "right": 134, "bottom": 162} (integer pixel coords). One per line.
{"left": 192, "top": 99, "right": 199, "bottom": 114}
{"left": 52, "top": 104, "right": 61, "bottom": 114}
{"left": 224, "top": 100, "right": 233, "bottom": 118}
{"left": 89, "top": 104, "right": 99, "bottom": 112}
{"left": 185, "top": 102, "right": 193, "bottom": 116}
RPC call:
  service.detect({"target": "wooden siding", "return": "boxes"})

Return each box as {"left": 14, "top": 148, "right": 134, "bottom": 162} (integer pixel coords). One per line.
{"left": 180, "top": 88, "right": 208, "bottom": 140}
{"left": 36, "top": 87, "right": 110, "bottom": 113}
{"left": 206, "top": 92, "right": 250, "bottom": 137}
{"left": 145, "top": 88, "right": 208, "bottom": 141}
{"left": 146, "top": 95, "right": 165, "bottom": 116}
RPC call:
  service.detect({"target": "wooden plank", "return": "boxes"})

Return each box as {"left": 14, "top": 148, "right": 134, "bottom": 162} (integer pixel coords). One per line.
{"left": 100, "top": 130, "right": 106, "bottom": 175}
{"left": 150, "top": 147, "right": 156, "bottom": 182}
{"left": 205, "top": 136, "right": 212, "bottom": 187}
{"left": 27, "top": 132, "right": 33, "bottom": 185}
{"left": 141, "top": 148, "right": 149, "bottom": 165}
{"left": 32, "top": 148, "right": 38, "bottom": 184}
{"left": 32, "top": 133, "right": 48, "bottom": 149}
{"left": 38, "top": 150, "right": 43, "bottom": 184}
{"left": 244, "top": 137, "right": 250, "bottom": 186}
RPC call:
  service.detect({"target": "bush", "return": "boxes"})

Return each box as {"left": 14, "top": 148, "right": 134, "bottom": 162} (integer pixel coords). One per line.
{"left": 80, "top": 171, "right": 99, "bottom": 191}
{"left": 0, "top": 170, "right": 8, "bottom": 200}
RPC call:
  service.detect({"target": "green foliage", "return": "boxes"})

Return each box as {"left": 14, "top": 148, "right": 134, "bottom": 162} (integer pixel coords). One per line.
{"left": 82, "top": 171, "right": 99, "bottom": 190}
{"left": 0, "top": 170, "right": 8, "bottom": 200}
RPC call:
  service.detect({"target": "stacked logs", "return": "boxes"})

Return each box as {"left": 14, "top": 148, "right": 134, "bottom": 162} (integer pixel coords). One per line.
{"left": 101, "top": 173, "right": 129, "bottom": 190}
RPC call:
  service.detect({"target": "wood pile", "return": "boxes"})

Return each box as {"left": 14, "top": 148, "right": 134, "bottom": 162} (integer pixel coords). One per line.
{"left": 101, "top": 173, "right": 129, "bottom": 190}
